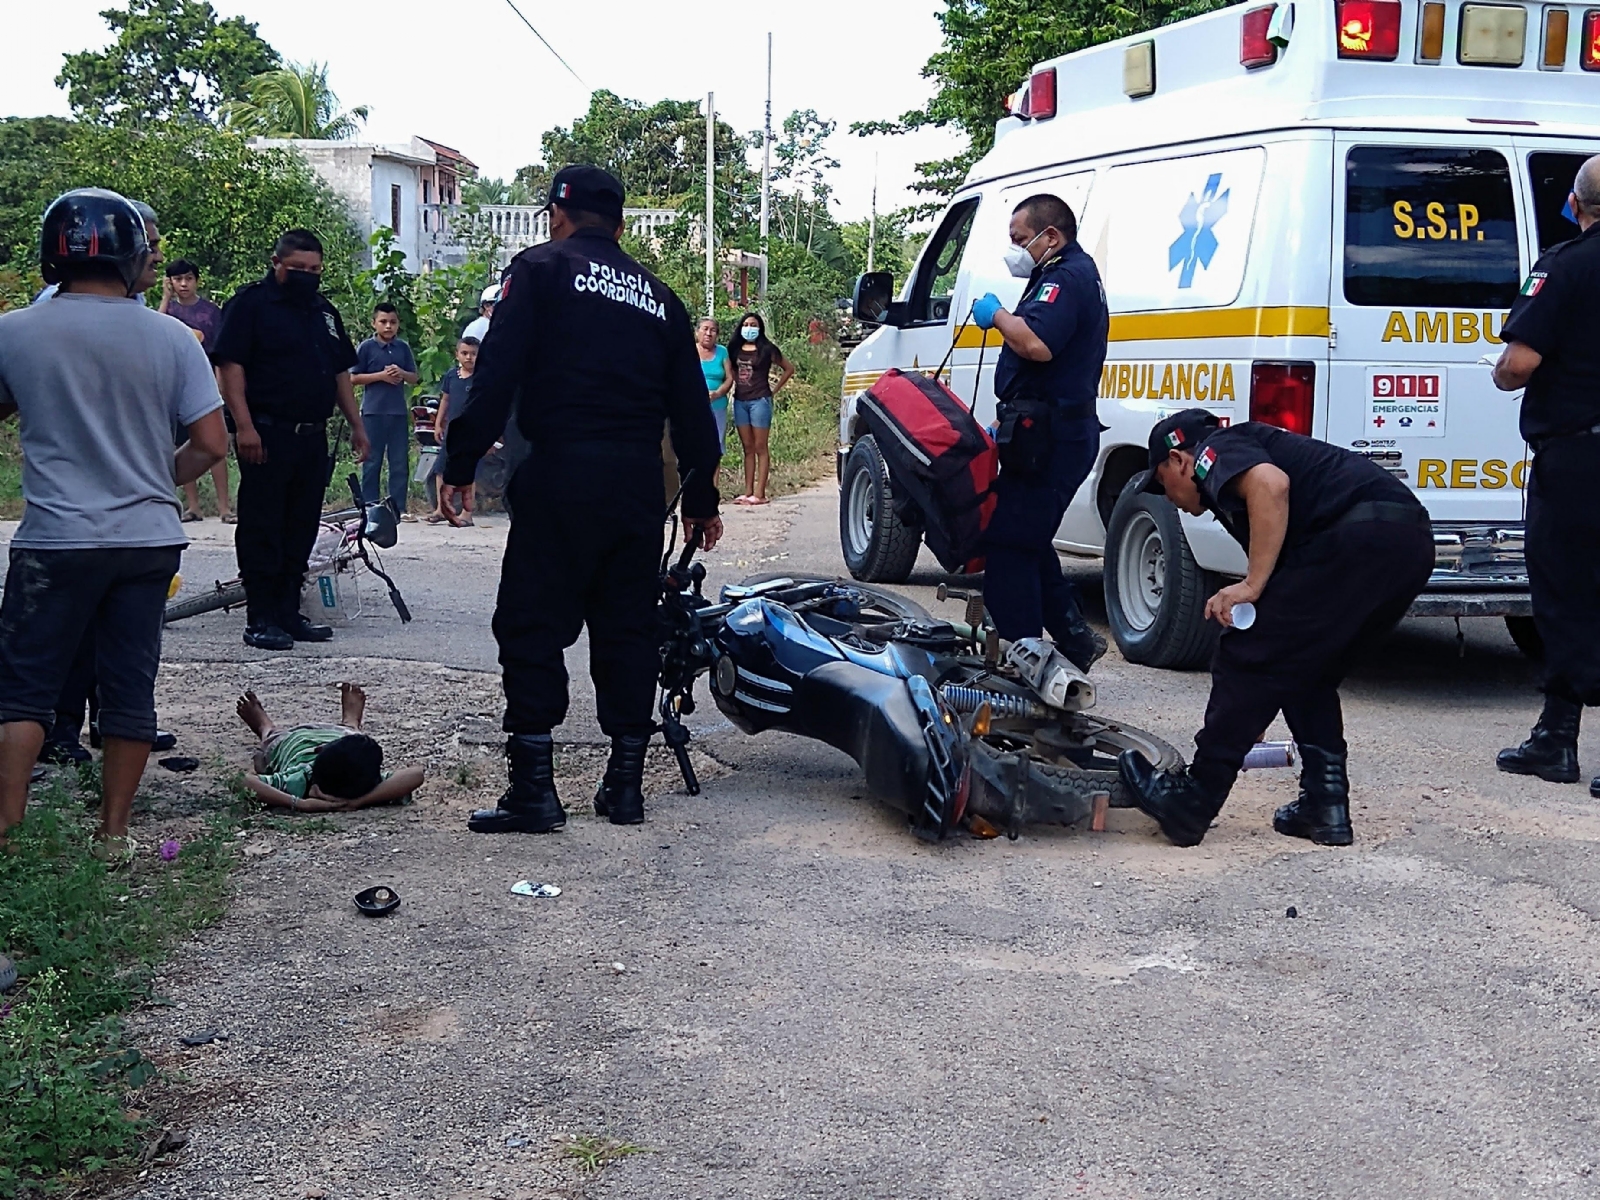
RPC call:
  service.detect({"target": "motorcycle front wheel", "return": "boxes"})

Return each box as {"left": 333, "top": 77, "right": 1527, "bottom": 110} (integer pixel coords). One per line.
{"left": 967, "top": 711, "right": 1184, "bottom": 829}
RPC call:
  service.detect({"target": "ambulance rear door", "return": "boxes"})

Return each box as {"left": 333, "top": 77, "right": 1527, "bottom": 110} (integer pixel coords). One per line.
{"left": 1328, "top": 133, "right": 1529, "bottom": 522}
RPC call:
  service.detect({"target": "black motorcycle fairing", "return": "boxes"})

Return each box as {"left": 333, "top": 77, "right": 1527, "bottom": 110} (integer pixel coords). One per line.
{"left": 791, "top": 661, "right": 932, "bottom": 816}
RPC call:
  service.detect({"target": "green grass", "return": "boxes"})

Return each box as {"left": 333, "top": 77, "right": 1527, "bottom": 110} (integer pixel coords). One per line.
{"left": 0, "top": 780, "right": 241, "bottom": 1195}
{"left": 562, "top": 1133, "right": 648, "bottom": 1173}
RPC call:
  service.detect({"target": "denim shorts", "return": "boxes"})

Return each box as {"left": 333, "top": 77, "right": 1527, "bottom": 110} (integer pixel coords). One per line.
{"left": 0, "top": 545, "right": 181, "bottom": 741}
{"left": 733, "top": 396, "right": 773, "bottom": 429}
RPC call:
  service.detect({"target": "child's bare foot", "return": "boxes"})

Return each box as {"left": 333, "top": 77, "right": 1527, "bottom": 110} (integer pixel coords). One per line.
{"left": 236, "top": 691, "right": 274, "bottom": 739}
{"left": 339, "top": 682, "right": 367, "bottom": 729}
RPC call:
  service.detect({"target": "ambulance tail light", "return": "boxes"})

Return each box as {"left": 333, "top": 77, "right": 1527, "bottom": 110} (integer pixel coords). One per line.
{"left": 1582, "top": 9, "right": 1600, "bottom": 68}
{"left": 1249, "top": 362, "right": 1316, "bottom": 435}
{"left": 1337, "top": 0, "right": 1402, "bottom": 59}
{"left": 1025, "top": 68, "right": 1057, "bottom": 118}
{"left": 1241, "top": 4, "right": 1279, "bottom": 67}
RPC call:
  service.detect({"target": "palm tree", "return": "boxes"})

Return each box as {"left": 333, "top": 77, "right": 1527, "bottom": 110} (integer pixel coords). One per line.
{"left": 223, "top": 62, "right": 369, "bottom": 140}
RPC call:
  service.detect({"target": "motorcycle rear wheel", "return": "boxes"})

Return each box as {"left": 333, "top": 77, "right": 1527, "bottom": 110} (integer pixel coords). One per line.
{"left": 967, "top": 712, "right": 1183, "bottom": 829}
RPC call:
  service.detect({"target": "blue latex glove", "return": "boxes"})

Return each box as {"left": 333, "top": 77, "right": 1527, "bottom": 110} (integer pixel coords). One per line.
{"left": 972, "top": 293, "right": 1002, "bottom": 330}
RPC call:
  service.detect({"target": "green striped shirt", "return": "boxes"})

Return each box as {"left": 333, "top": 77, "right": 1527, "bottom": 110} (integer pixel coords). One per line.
{"left": 259, "top": 726, "right": 349, "bottom": 799}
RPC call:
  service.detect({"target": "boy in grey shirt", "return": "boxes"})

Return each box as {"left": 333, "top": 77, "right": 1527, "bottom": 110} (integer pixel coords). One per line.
{"left": 0, "top": 189, "right": 228, "bottom": 857}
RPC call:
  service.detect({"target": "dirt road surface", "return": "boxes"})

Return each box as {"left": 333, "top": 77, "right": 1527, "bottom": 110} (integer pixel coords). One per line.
{"left": 16, "top": 484, "right": 1599, "bottom": 1199}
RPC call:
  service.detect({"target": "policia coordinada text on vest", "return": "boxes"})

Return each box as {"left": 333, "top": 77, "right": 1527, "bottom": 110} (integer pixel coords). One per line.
{"left": 1493, "top": 154, "right": 1600, "bottom": 796}
{"left": 439, "top": 166, "right": 723, "bottom": 834}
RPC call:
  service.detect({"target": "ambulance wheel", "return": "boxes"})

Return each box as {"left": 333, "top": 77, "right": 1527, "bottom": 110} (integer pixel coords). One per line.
{"left": 1104, "top": 481, "right": 1219, "bottom": 670}
{"left": 1505, "top": 615, "right": 1544, "bottom": 660}
{"left": 839, "top": 435, "right": 921, "bottom": 583}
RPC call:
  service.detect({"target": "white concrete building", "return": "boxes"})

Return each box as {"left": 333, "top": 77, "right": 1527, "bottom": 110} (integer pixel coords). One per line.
{"left": 252, "top": 136, "right": 440, "bottom": 271}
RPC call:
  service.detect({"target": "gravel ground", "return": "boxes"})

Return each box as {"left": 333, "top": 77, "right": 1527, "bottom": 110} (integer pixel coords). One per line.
{"left": 9, "top": 484, "right": 1595, "bottom": 1199}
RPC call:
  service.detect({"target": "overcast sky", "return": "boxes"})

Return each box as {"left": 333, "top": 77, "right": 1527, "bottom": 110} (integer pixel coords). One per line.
{"left": 1, "top": 0, "right": 970, "bottom": 222}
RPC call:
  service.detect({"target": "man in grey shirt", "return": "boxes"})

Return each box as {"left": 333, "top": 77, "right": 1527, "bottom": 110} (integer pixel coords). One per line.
{"left": 0, "top": 189, "right": 227, "bottom": 857}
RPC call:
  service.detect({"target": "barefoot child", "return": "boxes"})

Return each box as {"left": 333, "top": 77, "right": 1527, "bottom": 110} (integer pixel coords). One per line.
{"left": 236, "top": 683, "right": 423, "bottom": 812}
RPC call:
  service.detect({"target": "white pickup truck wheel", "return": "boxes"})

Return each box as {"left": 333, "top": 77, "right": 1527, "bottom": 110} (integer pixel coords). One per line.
{"left": 838, "top": 435, "right": 922, "bottom": 583}
{"left": 1103, "top": 479, "right": 1219, "bottom": 670}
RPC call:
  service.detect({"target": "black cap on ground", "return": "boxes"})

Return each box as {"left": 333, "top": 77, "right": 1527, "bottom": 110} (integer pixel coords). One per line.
{"left": 546, "top": 164, "right": 625, "bottom": 224}
{"left": 1139, "top": 408, "right": 1223, "bottom": 493}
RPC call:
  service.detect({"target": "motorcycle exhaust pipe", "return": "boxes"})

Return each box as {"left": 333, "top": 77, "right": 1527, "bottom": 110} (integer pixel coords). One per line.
{"left": 939, "top": 684, "right": 1048, "bottom": 720}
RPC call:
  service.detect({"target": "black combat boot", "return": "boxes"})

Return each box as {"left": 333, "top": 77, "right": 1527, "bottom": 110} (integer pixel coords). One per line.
{"left": 593, "top": 734, "right": 649, "bottom": 826}
{"left": 279, "top": 578, "right": 333, "bottom": 642}
{"left": 1118, "top": 751, "right": 1226, "bottom": 847}
{"left": 468, "top": 734, "right": 567, "bottom": 833}
{"left": 1274, "top": 744, "right": 1354, "bottom": 846}
{"left": 1058, "top": 619, "right": 1108, "bottom": 674}
{"left": 1496, "top": 694, "right": 1581, "bottom": 784}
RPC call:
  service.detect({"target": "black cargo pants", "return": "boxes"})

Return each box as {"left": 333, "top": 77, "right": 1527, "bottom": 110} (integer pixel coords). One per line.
{"left": 494, "top": 448, "right": 664, "bottom": 739}
{"left": 1190, "top": 510, "right": 1434, "bottom": 796}
{"left": 1525, "top": 435, "right": 1600, "bottom": 704}
{"left": 234, "top": 419, "right": 329, "bottom": 627}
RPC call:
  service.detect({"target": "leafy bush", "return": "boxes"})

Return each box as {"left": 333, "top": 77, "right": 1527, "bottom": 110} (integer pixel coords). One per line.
{"left": 0, "top": 783, "right": 237, "bottom": 1194}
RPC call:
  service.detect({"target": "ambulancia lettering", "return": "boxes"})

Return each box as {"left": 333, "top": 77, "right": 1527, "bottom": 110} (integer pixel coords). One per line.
{"left": 1098, "top": 361, "right": 1236, "bottom": 402}
{"left": 1380, "top": 310, "right": 1506, "bottom": 344}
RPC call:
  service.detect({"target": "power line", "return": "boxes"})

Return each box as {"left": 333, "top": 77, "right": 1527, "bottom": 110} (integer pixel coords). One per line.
{"left": 499, "top": 0, "right": 587, "bottom": 87}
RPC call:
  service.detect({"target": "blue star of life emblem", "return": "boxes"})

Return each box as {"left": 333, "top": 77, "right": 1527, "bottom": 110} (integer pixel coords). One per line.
{"left": 1169, "top": 173, "right": 1230, "bottom": 289}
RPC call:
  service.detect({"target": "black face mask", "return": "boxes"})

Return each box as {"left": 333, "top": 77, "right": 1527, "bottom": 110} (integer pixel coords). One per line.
{"left": 281, "top": 268, "right": 321, "bottom": 301}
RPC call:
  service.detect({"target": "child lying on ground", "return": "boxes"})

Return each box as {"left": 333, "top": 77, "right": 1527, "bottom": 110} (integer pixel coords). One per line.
{"left": 236, "top": 683, "right": 424, "bottom": 812}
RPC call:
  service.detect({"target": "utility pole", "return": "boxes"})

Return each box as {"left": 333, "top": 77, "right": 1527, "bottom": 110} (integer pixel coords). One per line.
{"left": 705, "top": 91, "right": 715, "bottom": 317}
{"left": 867, "top": 152, "right": 878, "bottom": 274}
{"left": 758, "top": 31, "right": 772, "bottom": 307}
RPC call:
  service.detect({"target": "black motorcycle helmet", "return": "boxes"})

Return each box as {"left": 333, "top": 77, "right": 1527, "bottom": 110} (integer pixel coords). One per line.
{"left": 39, "top": 188, "right": 152, "bottom": 295}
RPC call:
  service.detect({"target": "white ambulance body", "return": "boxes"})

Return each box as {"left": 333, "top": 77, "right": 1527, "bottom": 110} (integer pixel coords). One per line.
{"left": 838, "top": 0, "right": 1598, "bottom": 667}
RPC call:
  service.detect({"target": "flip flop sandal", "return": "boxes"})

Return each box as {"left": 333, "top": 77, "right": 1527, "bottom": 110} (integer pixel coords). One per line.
{"left": 181, "top": 510, "right": 203, "bottom": 523}
{"left": 425, "top": 514, "right": 448, "bottom": 524}
{"left": 92, "top": 835, "right": 138, "bottom": 867}
{"left": 221, "top": 514, "right": 238, "bottom": 524}
{"left": 748, "top": 497, "right": 770, "bottom": 505}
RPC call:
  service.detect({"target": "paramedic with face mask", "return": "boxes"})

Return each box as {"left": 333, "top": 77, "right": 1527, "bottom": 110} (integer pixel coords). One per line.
{"left": 971, "top": 194, "right": 1109, "bottom": 671}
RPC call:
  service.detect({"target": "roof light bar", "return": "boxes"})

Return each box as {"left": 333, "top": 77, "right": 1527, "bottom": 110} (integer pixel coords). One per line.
{"left": 1417, "top": 0, "right": 1447, "bottom": 60}
{"left": 1241, "top": 4, "right": 1279, "bottom": 67}
{"left": 1337, "top": 0, "right": 1402, "bottom": 59}
{"left": 1459, "top": 3, "right": 1528, "bottom": 64}
{"left": 1542, "top": 6, "right": 1571, "bottom": 67}
{"left": 1027, "top": 68, "right": 1057, "bottom": 118}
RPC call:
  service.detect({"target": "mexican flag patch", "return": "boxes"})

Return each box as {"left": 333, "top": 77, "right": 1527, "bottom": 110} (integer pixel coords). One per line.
{"left": 1165, "top": 429, "right": 1186, "bottom": 448}
{"left": 1195, "top": 445, "right": 1217, "bottom": 479}
{"left": 1521, "top": 272, "right": 1546, "bottom": 297}
{"left": 1036, "top": 282, "right": 1059, "bottom": 303}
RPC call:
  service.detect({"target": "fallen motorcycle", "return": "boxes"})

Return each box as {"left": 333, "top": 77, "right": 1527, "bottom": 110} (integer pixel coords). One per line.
{"left": 655, "top": 525, "right": 1181, "bottom": 841}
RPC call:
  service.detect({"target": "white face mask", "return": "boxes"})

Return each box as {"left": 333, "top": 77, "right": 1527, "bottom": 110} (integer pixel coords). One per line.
{"left": 1003, "top": 230, "right": 1049, "bottom": 278}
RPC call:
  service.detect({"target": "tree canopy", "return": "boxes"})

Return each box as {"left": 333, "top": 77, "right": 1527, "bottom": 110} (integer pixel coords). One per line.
{"left": 56, "top": 0, "right": 280, "bottom": 126}
{"left": 223, "top": 62, "right": 370, "bottom": 141}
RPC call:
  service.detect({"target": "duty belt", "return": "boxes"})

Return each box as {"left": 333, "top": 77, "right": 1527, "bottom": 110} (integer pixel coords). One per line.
{"left": 1330, "top": 500, "right": 1430, "bottom": 529}
{"left": 252, "top": 414, "right": 326, "bottom": 435}
{"left": 1530, "top": 423, "right": 1600, "bottom": 452}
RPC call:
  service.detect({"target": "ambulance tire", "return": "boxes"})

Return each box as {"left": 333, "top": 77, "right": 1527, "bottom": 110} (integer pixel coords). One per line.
{"left": 839, "top": 435, "right": 922, "bottom": 583}
{"left": 1505, "top": 615, "right": 1543, "bottom": 660}
{"left": 1104, "top": 480, "right": 1220, "bottom": 671}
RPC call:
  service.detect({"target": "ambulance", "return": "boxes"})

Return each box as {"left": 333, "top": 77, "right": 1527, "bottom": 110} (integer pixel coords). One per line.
{"left": 838, "top": 0, "right": 1599, "bottom": 667}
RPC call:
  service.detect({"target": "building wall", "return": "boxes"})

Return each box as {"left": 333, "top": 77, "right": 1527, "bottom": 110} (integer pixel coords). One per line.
{"left": 368, "top": 157, "right": 425, "bottom": 271}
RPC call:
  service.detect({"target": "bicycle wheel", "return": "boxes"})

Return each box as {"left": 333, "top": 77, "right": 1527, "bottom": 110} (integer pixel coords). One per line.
{"left": 164, "top": 581, "right": 247, "bottom": 624}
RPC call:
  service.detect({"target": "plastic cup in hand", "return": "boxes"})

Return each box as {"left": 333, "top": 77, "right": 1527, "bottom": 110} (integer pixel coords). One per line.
{"left": 1230, "top": 601, "right": 1256, "bottom": 630}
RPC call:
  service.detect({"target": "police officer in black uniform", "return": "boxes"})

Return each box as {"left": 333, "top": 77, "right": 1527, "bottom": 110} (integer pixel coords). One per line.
{"left": 1119, "top": 409, "right": 1434, "bottom": 847}
{"left": 1494, "top": 156, "right": 1600, "bottom": 793}
{"left": 441, "top": 166, "right": 723, "bottom": 834}
{"left": 212, "top": 229, "right": 368, "bottom": 651}
{"left": 970, "top": 194, "right": 1108, "bottom": 671}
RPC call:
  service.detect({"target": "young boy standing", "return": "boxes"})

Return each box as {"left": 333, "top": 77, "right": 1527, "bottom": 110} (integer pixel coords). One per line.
{"left": 160, "top": 259, "right": 233, "bottom": 523}
{"left": 427, "top": 335, "right": 478, "bottom": 525}
{"left": 0, "top": 189, "right": 228, "bottom": 854}
{"left": 351, "top": 302, "right": 419, "bottom": 518}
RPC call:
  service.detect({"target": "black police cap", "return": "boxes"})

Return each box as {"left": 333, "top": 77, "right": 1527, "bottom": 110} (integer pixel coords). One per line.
{"left": 546, "top": 165, "right": 625, "bottom": 224}
{"left": 1138, "top": 408, "right": 1222, "bottom": 494}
